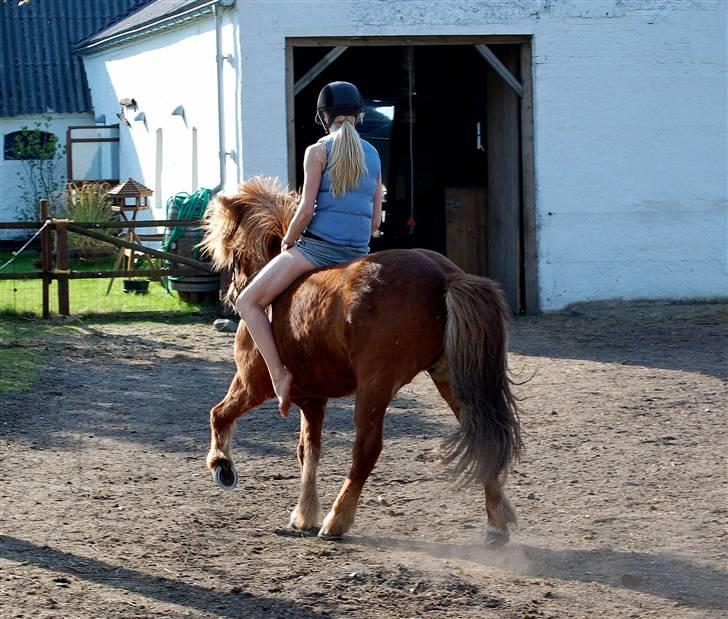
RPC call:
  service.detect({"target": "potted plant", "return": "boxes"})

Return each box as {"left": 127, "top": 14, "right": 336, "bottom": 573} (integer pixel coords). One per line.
{"left": 65, "top": 182, "right": 117, "bottom": 261}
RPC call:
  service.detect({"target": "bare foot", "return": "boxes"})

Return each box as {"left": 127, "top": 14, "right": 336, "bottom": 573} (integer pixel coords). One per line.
{"left": 273, "top": 368, "right": 293, "bottom": 417}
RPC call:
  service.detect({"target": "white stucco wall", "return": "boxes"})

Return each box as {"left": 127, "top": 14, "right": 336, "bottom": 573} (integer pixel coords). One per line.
{"left": 0, "top": 113, "right": 92, "bottom": 236}
{"left": 81, "top": 10, "right": 239, "bottom": 219}
{"left": 236, "top": 0, "right": 728, "bottom": 310}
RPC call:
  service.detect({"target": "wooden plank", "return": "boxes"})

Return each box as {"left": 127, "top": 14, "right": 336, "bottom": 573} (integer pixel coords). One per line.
{"left": 55, "top": 221, "right": 70, "bottom": 315}
{"left": 40, "top": 200, "right": 50, "bottom": 318}
{"left": 0, "top": 222, "right": 44, "bottom": 229}
{"left": 73, "top": 219, "right": 201, "bottom": 229}
{"left": 445, "top": 187, "right": 488, "bottom": 277}
{"left": 289, "top": 35, "right": 531, "bottom": 47}
{"left": 293, "top": 46, "right": 348, "bottom": 96}
{"left": 0, "top": 219, "right": 202, "bottom": 230}
{"left": 65, "top": 222, "right": 211, "bottom": 271}
{"left": 0, "top": 271, "right": 44, "bottom": 281}
{"left": 475, "top": 44, "right": 523, "bottom": 98}
{"left": 486, "top": 46, "right": 521, "bottom": 312}
{"left": 285, "top": 43, "right": 297, "bottom": 188}
{"left": 67, "top": 269, "right": 203, "bottom": 280}
{"left": 520, "top": 42, "right": 539, "bottom": 314}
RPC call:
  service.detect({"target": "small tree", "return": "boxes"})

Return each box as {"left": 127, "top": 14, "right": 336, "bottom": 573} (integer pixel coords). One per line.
{"left": 10, "top": 117, "right": 66, "bottom": 219}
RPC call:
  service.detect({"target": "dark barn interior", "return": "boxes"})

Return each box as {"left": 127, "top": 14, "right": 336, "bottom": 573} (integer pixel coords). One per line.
{"left": 291, "top": 43, "right": 528, "bottom": 312}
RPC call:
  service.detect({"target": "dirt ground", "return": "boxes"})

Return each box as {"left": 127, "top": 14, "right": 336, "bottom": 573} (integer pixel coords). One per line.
{"left": 1, "top": 302, "right": 726, "bottom": 618}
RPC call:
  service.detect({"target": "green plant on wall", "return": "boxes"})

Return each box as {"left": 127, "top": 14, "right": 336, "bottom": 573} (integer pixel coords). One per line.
{"left": 10, "top": 116, "right": 66, "bottom": 219}
{"left": 65, "top": 182, "right": 116, "bottom": 251}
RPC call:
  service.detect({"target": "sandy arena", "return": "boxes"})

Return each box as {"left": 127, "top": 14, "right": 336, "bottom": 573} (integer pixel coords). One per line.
{"left": 1, "top": 303, "right": 726, "bottom": 618}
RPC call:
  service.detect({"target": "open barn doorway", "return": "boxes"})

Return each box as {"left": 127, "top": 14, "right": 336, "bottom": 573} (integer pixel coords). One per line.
{"left": 286, "top": 38, "right": 536, "bottom": 313}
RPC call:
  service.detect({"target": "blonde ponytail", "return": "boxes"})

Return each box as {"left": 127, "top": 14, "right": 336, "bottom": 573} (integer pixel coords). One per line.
{"left": 329, "top": 116, "right": 367, "bottom": 197}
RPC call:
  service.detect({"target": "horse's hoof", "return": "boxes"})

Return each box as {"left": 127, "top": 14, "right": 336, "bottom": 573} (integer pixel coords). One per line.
{"left": 485, "top": 526, "right": 510, "bottom": 548}
{"left": 317, "top": 529, "right": 343, "bottom": 541}
{"left": 213, "top": 462, "right": 238, "bottom": 490}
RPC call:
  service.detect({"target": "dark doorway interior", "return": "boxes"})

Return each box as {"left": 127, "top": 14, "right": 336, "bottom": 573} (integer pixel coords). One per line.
{"left": 292, "top": 44, "right": 526, "bottom": 311}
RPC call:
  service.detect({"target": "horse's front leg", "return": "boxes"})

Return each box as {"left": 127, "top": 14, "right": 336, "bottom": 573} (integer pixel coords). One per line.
{"left": 289, "top": 398, "right": 327, "bottom": 532}
{"left": 318, "top": 390, "right": 390, "bottom": 539}
{"left": 207, "top": 327, "right": 272, "bottom": 489}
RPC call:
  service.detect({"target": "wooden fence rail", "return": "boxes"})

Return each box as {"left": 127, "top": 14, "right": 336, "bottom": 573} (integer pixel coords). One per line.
{"left": 0, "top": 200, "right": 213, "bottom": 317}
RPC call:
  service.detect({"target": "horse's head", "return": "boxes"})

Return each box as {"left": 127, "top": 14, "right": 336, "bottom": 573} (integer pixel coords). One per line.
{"left": 200, "top": 176, "right": 299, "bottom": 304}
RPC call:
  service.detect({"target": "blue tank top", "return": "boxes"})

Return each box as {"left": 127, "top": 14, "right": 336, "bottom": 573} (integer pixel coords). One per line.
{"left": 305, "top": 132, "right": 381, "bottom": 250}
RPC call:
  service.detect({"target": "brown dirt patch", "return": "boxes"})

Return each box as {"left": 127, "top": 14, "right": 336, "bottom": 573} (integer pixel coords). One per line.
{"left": 1, "top": 303, "right": 726, "bottom": 618}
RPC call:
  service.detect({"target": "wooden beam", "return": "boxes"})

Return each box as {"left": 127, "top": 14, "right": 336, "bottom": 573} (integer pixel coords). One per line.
{"left": 289, "top": 35, "right": 531, "bottom": 47}
{"left": 486, "top": 46, "right": 521, "bottom": 312}
{"left": 520, "top": 42, "right": 539, "bottom": 314}
{"left": 55, "top": 220, "right": 70, "bottom": 315}
{"left": 475, "top": 44, "right": 523, "bottom": 98}
{"left": 65, "top": 223, "right": 211, "bottom": 271}
{"left": 286, "top": 43, "right": 297, "bottom": 188}
{"left": 294, "top": 46, "right": 348, "bottom": 95}
{"left": 40, "top": 200, "right": 51, "bottom": 318}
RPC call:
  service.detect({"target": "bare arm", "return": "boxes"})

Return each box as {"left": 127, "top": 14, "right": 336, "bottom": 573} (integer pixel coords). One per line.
{"left": 282, "top": 144, "right": 326, "bottom": 248}
{"left": 371, "top": 174, "right": 383, "bottom": 235}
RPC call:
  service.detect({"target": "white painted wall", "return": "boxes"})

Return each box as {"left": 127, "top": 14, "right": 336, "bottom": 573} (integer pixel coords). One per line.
{"left": 0, "top": 113, "right": 92, "bottom": 237}
{"left": 236, "top": 0, "right": 728, "bottom": 309}
{"left": 81, "top": 10, "right": 239, "bottom": 220}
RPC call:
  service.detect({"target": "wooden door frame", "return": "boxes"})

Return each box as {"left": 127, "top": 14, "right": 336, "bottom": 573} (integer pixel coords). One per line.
{"left": 285, "top": 35, "right": 538, "bottom": 313}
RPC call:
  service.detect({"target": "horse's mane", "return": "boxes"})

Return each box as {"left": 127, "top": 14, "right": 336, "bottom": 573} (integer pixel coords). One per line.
{"left": 200, "top": 176, "right": 300, "bottom": 292}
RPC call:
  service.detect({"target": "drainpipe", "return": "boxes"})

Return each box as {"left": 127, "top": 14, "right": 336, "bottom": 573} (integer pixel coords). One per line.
{"left": 211, "top": 0, "right": 235, "bottom": 194}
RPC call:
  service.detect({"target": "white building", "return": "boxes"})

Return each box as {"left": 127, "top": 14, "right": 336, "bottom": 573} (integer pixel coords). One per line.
{"left": 76, "top": 0, "right": 727, "bottom": 312}
{"left": 0, "top": 0, "right": 153, "bottom": 235}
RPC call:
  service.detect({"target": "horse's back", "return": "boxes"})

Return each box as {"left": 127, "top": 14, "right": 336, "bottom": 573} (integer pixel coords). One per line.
{"left": 275, "top": 249, "right": 459, "bottom": 398}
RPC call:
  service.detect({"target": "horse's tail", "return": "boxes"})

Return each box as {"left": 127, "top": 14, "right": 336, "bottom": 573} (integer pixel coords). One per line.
{"left": 441, "top": 274, "right": 522, "bottom": 484}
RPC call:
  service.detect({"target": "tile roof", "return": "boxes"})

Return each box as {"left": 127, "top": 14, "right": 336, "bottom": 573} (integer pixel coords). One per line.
{"left": 0, "top": 0, "right": 153, "bottom": 117}
{"left": 75, "top": 0, "right": 225, "bottom": 54}
{"left": 108, "top": 177, "right": 153, "bottom": 197}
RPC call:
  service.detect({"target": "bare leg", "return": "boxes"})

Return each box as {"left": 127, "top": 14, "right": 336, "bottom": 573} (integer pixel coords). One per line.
{"left": 290, "top": 398, "right": 327, "bottom": 531}
{"left": 428, "top": 360, "right": 516, "bottom": 547}
{"left": 235, "top": 247, "right": 315, "bottom": 416}
{"left": 319, "top": 390, "right": 390, "bottom": 539}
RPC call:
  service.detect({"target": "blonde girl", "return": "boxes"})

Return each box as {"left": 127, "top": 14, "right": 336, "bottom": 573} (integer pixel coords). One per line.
{"left": 236, "top": 81, "right": 383, "bottom": 415}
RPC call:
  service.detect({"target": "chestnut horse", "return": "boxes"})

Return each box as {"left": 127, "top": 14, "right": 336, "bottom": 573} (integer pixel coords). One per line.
{"left": 201, "top": 177, "right": 522, "bottom": 545}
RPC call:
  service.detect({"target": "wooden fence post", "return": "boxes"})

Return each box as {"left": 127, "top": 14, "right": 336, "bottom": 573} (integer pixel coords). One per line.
{"left": 40, "top": 200, "right": 51, "bottom": 318}
{"left": 55, "top": 220, "right": 70, "bottom": 316}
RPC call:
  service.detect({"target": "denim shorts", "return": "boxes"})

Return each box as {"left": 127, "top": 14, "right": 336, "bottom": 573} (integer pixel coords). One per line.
{"left": 295, "top": 235, "right": 368, "bottom": 269}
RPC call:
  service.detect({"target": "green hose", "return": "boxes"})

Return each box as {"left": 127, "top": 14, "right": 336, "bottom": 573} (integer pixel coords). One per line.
{"left": 162, "top": 188, "right": 213, "bottom": 291}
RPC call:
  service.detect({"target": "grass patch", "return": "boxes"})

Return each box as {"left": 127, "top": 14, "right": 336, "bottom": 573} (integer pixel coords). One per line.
{"left": 0, "top": 250, "right": 212, "bottom": 316}
{"left": 0, "top": 319, "right": 57, "bottom": 394}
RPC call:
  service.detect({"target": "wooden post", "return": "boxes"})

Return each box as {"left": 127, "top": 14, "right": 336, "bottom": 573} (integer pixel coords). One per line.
{"left": 40, "top": 199, "right": 51, "bottom": 319}
{"left": 55, "top": 220, "right": 70, "bottom": 316}
{"left": 486, "top": 46, "right": 521, "bottom": 313}
{"left": 520, "top": 41, "right": 538, "bottom": 314}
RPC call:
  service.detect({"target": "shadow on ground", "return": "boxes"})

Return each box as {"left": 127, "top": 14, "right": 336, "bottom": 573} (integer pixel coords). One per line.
{"left": 0, "top": 535, "right": 323, "bottom": 618}
{"left": 510, "top": 303, "right": 727, "bottom": 380}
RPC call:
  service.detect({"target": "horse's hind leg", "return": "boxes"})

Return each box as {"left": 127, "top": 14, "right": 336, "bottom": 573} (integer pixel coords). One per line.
{"left": 289, "top": 398, "right": 326, "bottom": 532}
{"left": 428, "top": 360, "right": 517, "bottom": 547}
{"left": 207, "top": 370, "right": 268, "bottom": 490}
{"left": 318, "top": 389, "right": 390, "bottom": 539}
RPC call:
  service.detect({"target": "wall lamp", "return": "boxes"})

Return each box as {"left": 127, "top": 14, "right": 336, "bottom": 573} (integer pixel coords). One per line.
{"left": 172, "top": 105, "right": 188, "bottom": 127}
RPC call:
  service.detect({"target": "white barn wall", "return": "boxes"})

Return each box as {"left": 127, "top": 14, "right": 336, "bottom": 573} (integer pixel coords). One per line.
{"left": 236, "top": 0, "right": 727, "bottom": 310}
{"left": 81, "top": 11, "right": 239, "bottom": 220}
{"left": 0, "top": 113, "right": 92, "bottom": 238}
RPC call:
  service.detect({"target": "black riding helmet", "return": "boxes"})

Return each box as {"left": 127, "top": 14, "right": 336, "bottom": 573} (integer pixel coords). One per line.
{"left": 315, "top": 81, "right": 364, "bottom": 128}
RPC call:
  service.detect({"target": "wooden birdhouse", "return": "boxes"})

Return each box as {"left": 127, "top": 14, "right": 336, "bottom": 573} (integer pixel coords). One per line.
{"left": 107, "top": 177, "right": 153, "bottom": 212}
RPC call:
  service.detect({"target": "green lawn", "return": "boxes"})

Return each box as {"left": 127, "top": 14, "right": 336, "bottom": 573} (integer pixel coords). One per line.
{"left": 0, "top": 319, "right": 80, "bottom": 394}
{"left": 0, "top": 250, "right": 210, "bottom": 316}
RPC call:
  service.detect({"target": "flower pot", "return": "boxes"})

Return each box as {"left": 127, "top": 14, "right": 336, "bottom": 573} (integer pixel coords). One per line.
{"left": 122, "top": 279, "right": 150, "bottom": 294}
